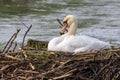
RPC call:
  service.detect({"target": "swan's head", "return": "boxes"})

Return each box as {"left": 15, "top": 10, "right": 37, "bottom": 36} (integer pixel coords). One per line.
{"left": 62, "top": 15, "right": 77, "bottom": 32}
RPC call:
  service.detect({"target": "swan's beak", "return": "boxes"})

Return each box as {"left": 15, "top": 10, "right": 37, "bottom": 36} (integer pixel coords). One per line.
{"left": 62, "top": 23, "right": 68, "bottom": 32}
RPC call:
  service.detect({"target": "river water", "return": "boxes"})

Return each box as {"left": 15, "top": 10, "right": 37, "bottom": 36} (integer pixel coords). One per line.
{"left": 0, "top": 0, "right": 120, "bottom": 49}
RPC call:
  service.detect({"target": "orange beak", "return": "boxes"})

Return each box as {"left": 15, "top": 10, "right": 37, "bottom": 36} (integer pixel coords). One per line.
{"left": 62, "top": 23, "right": 68, "bottom": 32}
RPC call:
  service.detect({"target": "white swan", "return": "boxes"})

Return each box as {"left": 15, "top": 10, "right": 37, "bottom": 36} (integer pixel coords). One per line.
{"left": 48, "top": 15, "right": 111, "bottom": 53}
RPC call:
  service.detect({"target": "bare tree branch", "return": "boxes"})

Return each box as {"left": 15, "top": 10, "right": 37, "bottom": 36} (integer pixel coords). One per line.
{"left": 21, "top": 24, "right": 32, "bottom": 49}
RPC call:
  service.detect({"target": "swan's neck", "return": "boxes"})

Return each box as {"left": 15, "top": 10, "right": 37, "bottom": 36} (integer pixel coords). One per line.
{"left": 67, "top": 21, "right": 77, "bottom": 35}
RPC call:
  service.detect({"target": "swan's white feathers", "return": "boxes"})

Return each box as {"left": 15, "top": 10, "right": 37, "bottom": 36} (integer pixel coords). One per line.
{"left": 48, "top": 35, "right": 111, "bottom": 53}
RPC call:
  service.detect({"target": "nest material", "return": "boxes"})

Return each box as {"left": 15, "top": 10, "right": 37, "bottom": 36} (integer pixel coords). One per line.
{"left": 0, "top": 39, "right": 120, "bottom": 80}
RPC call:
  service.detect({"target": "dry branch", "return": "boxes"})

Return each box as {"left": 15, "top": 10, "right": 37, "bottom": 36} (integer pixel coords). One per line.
{"left": 4, "top": 54, "right": 22, "bottom": 61}
{"left": 53, "top": 73, "right": 72, "bottom": 80}
{"left": 57, "top": 18, "right": 63, "bottom": 26}
{"left": 2, "top": 29, "right": 20, "bottom": 53}
{"left": 5, "top": 29, "right": 20, "bottom": 53}
{"left": 12, "top": 42, "right": 17, "bottom": 52}
{"left": 93, "top": 55, "right": 118, "bottom": 80}
{"left": 57, "top": 18, "right": 68, "bottom": 32}
{"left": 21, "top": 24, "right": 32, "bottom": 49}
{"left": 17, "top": 69, "right": 39, "bottom": 74}
{"left": 2, "top": 33, "right": 15, "bottom": 52}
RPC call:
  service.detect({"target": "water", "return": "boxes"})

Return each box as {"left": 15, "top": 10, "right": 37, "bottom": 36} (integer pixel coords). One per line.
{"left": 0, "top": 0, "right": 120, "bottom": 49}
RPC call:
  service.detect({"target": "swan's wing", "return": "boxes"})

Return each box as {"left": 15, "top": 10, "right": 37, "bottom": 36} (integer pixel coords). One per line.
{"left": 56, "top": 35, "right": 91, "bottom": 52}
{"left": 67, "top": 35, "right": 93, "bottom": 48}
{"left": 48, "top": 37, "right": 63, "bottom": 51}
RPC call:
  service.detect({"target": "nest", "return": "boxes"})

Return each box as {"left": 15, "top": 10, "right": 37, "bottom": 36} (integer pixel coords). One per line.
{"left": 0, "top": 39, "right": 120, "bottom": 80}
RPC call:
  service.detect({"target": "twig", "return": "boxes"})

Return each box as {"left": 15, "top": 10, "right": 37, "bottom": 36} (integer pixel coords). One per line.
{"left": 21, "top": 24, "right": 32, "bottom": 49}
{"left": 21, "top": 22, "right": 29, "bottom": 28}
{"left": 12, "top": 42, "right": 17, "bottom": 52}
{"left": 89, "top": 64, "right": 97, "bottom": 76}
{"left": 39, "top": 59, "right": 73, "bottom": 76}
{"left": 5, "top": 29, "right": 20, "bottom": 53}
{"left": 19, "top": 49, "right": 35, "bottom": 70}
{"left": 57, "top": 18, "right": 68, "bottom": 32}
{"left": 29, "top": 63, "right": 35, "bottom": 70}
{"left": 57, "top": 18, "right": 63, "bottom": 26}
{"left": 93, "top": 58, "right": 116, "bottom": 80}
{"left": 0, "top": 61, "right": 18, "bottom": 64}
{"left": 22, "top": 51, "right": 27, "bottom": 59}
{"left": 17, "top": 69, "right": 39, "bottom": 74}
{"left": 18, "top": 76, "right": 27, "bottom": 79}
{"left": 0, "top": 65, "right": 10, "bottom": 71}
{"left": 0, "top": 59, "right": 38, "bottom": 72}
{"left": 2, "top": 33, "right": 16, "bottom": 53}
{"left": 64, "top": 68, "right": 77, "bottom": 75}
{"left": 53, "top": 73, "right": 72, "bottom": 80}
{"left": 4, "top": 54, "right": 22, "bottom": 61}
{"left": 23, "top": 50, "right": 35, "bottom": 70}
